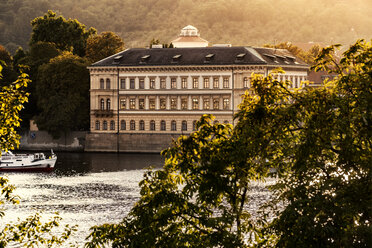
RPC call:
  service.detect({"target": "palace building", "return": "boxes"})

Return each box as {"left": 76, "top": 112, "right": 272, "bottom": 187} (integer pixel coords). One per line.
{"left": 85, "top": 27, "right": 309, "bottom": 152}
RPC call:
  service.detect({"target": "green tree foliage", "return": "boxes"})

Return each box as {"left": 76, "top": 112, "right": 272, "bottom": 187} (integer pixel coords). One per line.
{"left": 0, "top": 46, "right": 17, "bottom": 86}
{"left": 0, "top": 63, "right": 76, "bottom": 247}
{"left": 85, "top": 31, "right": 124, "bottom": 63}
{"left": 35, "top": 52, "right": 90, "bottom": 138}
{"left": 30, "top": 10, "right": 96, "bottom": 57}
{"left": 84, "top": 39, "right": 371, "bottom": 247}
{"left": 265, "top": 39, "right": 372, "bottom": 247}
{"left": 18, "top": 42, "right": 61, "bottom": 128}
{"left": 0, "top": 63, "right": 29, "bottom": 151}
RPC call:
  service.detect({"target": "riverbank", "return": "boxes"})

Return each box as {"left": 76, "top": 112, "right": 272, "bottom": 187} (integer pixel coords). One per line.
{"left": 19, "top": 131, "right": 86, "bottom": 152}
{"left": 19, "top": 131, "right": 177, "bottom": 153}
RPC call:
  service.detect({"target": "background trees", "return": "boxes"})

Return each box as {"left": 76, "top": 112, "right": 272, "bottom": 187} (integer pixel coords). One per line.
{"left": 35, "top": 52, "right": 90, "bottom": 138}
{"left": 29, "top": 10, "right": 96, "bottom": 57}
{"left": 85, "top": 40, "right": 372, "bottom": 247}
{"left": 86, "top": 31, "right": 125, "bottom": 63}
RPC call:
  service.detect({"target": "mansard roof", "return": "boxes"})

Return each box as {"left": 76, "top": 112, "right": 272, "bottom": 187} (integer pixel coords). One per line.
{"left": 91, "top": 46, "right": 308, "bottom": 67}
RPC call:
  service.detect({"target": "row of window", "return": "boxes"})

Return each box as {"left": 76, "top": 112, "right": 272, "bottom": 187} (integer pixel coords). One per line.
{"left": 99, "top": 96, "right": 231, "bottom": 111}
{"left": 99, "top": 76, "right": 231, "bottom": 90}
{"left": 98, "top": 75, "right": 307, "bottom": 91}
{"left": 95, "top": 119, "right": 229, "bottom": 131}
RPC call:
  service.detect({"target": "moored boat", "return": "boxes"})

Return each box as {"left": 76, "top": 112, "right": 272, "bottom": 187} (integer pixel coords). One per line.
{"left": 0, "top": 150, "right": 57, "bottom": 172}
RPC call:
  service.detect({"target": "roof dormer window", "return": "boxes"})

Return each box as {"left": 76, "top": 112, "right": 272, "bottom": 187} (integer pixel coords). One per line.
{"left": 113, "top": 55, "right": 123, "bottom": 64}
{"left": 236, "top": 53, "right": 246, "bottom": 60}
{"left": 172, "top": 54, "right": 182, "bottom": 63}
{"left": 205, "top": 53, "right": 214, "bottom": 63}
{"left": 140, "top": 55, "right": 151, "bottom": 64}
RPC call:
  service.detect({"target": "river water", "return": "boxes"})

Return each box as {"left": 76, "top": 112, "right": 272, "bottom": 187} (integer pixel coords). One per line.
{"left": 1, "top": 152, "right": 273, "bottom": 247}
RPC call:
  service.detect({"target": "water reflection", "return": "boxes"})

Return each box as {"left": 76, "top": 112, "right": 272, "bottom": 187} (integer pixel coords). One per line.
{"left": 2, "top": 152, "right": 164, "bottom": 246}
{"left": 54, "top": 152, "right": 164, "bottom": 175}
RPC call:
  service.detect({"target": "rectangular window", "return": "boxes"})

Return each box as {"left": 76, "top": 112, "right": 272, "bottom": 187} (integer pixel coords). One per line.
{"left": 223, "top": 98, "right": 230, "bottom": 110}
{"left": 150, "top": 78, "right": 155, "bottom": 89}
{"left": 120, "top": 79, "right": 126, "bottom": 89}
{"left": 130, "top": 78, "right": 135, "bottom": 89}
{"left": 193, "top": 78, "right": 199, "bottom": 89}
{"left": 181, "top": 98, "right": 187, "bottom": 110}
{"left": 181, "top": 78, "right": 187, "bottom": 89}
{"left": 171, "top": 78, "right": 176, "bottom": 89}
{"left": 203, "top": 78, "right": 210, "bottom": 89}
{"left": 213, "top": 99, "right": 219, "bottom": 110}
{"left": 139, "top": 79, "right": 144, "bottom": 89}
{"left": 149, "top": 99, "right": 155, "bottom": 110}
{"left": 223, "top": 78, "right": 229, "bottom": 88}
{"left": 170, "top": 98, "right": 177, "bottom": 109}
{"left": 213, "top": 78, "right": 219, "bottom": 88}
{"left": 130, "top": 99, "right": 136, "bottom": 109}
{"left": 243, "top": 77, "right": 249, "bottom": 88}
{"left": 160, "top": 98, "right": 166, "bottom": 109}
{"left": 203, "top": 98, "right": 210, "bottom": 110}
{"left": 139, "top": 98, "right": 145, "bottom": 109}
{"left": 192, "top": 98, "right": 199, "bottom": 110}
{"left": 120, "top": 99, "right": 126, "bottom": 109}
{"left": 160, "top": 78, "right": 166, "bottom": 89}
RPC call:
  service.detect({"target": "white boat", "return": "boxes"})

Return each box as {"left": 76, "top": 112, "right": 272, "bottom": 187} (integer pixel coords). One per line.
{"left": 0, "top": 150, "right": 57, "bottom": 172}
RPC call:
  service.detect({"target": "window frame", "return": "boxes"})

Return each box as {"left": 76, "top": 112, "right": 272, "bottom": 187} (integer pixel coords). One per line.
{"left": 106, "top": 79, "right": 111, "bottom": 89}
{"left": 160, "top": 120, "right": 166, "bottom": 131}
{"left": 120, "top": 78, "right": 126, "bottom": 89}
{"left": 130, "top": 120, "right": 135, "bottom": 130}
{"left": 139, "top": 120, "right": 145, "bottom": 130}
{"left": 120, "top": 120, "right": 126, "bottom": 130}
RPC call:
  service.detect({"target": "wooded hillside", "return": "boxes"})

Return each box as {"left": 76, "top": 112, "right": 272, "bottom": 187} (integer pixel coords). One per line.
{"left": 1, "top": 0, "right": 371, "bottom": 53}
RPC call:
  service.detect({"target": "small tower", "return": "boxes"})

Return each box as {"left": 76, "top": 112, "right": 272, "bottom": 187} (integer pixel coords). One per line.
{"left": 171, "top": 25, "right": 209, "bottom": 48}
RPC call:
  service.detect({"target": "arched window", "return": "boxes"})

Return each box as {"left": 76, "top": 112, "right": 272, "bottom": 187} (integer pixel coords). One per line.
{"left": 192, "top": 120, "right": 197, "bottom": 131}
{"left": 181, "top": 121, "right": 187, "bottom": 131}
{"left": 130, "top": 120, "right": 135, "bottom": 130}
{"left": 150, "top": 120, "right": 155, "bottom": 131}
{"left": 110, "top": 120, "right": 115, "bottom": 130}
{"left": 106, "top": 99, "right": 111, "bottom": 110}
{"left": 100, "top": 99, "right": 105, "bottom": 110}
{"left": 171, "top": 120, "right": 177, "bottom": 131}
{"left": 103, "top": 120, "right": 108, "bottom": 130}
{"left": 139, "top": 120, "right": 145, "bottom": 130}
{"left": 95, "top": 121, "right": 100, "bottom": 130}
{"left": 160, "top": 120, "right": 166, "bottom": 131}
{"left": 120, "top": 120, "right": 126, "bottom": 130}
{"left": 100, "top": 79, "right": 104, "bottom": 89}
{"left": 106, "top": 78, "right": 111, "bottom": 89}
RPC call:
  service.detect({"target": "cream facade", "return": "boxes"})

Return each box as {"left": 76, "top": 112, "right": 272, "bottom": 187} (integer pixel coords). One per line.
{"left": 87, "top": 46, "right": 308, "bottom": 152}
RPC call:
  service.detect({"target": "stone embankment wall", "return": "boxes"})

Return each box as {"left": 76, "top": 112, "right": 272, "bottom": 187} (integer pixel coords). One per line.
{"left": 19, "top": 131, "right": 87, "bottom": 152}
{"left": 85, "top": 133, "right": 181, "bottom": 153}
{"left": 20, "top": 131, "right": 181, "bottom": 153}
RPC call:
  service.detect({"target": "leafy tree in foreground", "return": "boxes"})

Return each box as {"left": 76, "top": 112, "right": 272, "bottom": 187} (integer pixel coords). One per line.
{"left": 85, "top": 31, "right": 125, "bottom": 63}
{"left": 265, "top": 39, "right": 372, "bottom": 247}
{"left": 84, "top": 39, "right": 371, "bottom": 248}
{"left": 30, "top": 10, "right": 96, "bottom": 57}
{"left": 0, "top": 63, "right": 76, "bottom": 247}
{"left": 35, "top": 52, "right": 90, "bottom": 138}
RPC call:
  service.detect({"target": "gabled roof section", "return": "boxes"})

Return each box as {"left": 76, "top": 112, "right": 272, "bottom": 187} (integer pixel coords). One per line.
{"left": 253, "top": 47, "right": 308, "bottom": 66}
{"left": 91, "top": 47, "right": 308, "bottom": 67}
